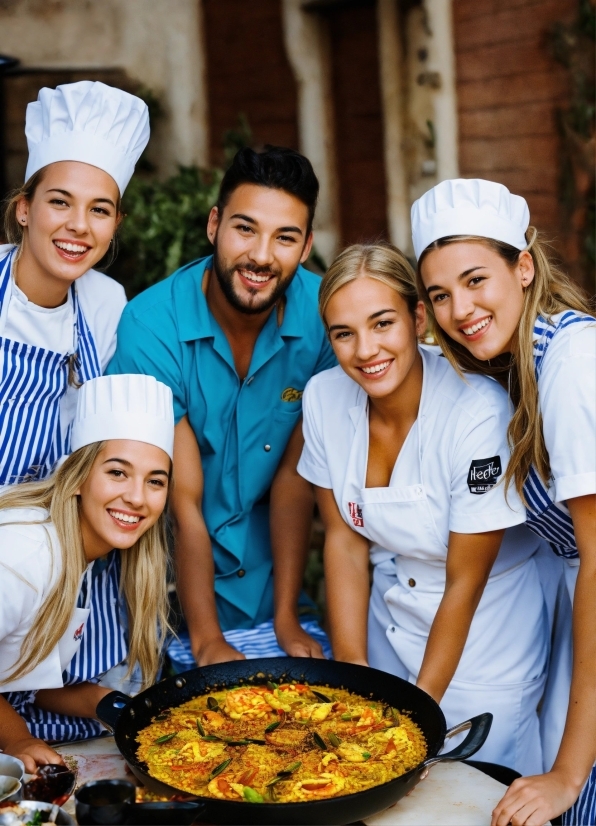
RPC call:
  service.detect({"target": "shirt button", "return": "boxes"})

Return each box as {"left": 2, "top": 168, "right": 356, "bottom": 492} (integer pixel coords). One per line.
{"left": 237, "top": 569, "right": 246, "bottom": 578}
{"left": 390, "top": 626, "right": 395, "bottom": 633}
{"left": 264, "top": 444, "right": 271, "bottom": 452}
{"left": 408, "top": 578, "right": 416, "bottom": 587}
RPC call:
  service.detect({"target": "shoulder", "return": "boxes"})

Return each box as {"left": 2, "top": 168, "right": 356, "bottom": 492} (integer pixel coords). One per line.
{"left": 121, "top": 256, "right": 207, "bottom": 328}
{"left": 0, "top": 508, "right": 55, "bottom": 571}
{"left": 423, "top": 348, "right": 509, "bottom": 419}
{"left": 539, "top": 312, "right": 596, "bottom": 364}
{"left": 303, "top": 366, "right": 362, "bottom": 414}
{"left": 287, "top": 266, "right": 323, "bottom": 322}
{"left": 77, "top": 269, "right": 126, "bottom": 310}
{"left": 0, "top": 243, "right": 15, "bottom": 262}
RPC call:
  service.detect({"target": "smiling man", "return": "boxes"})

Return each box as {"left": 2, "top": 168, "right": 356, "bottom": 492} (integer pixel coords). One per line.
{"left": 108, "top": 147, "right": 335, "bottom": 667}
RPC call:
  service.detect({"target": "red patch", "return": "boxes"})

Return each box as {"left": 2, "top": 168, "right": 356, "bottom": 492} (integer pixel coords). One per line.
{"left": 349, "top": 502, "right": 364, "bottom": 527}
{"left": 73, "top": 623, "right": 85, "bottom": 642}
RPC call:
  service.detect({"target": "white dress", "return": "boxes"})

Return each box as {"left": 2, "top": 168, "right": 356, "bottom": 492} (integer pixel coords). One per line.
{"left": 298, "top": 347, "right": 549, "bottom": 775}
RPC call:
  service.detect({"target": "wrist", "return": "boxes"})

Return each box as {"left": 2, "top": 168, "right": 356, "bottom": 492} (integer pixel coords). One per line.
{"left": 274, "top": 609, "right": 301, "bottom": 629}
{"left": 550, "top": 763, "right": 590, "bottom": 795}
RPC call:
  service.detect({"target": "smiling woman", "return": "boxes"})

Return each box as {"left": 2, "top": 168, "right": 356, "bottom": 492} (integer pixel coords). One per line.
{"left": 0, "top": 374, "right": 174, "bottom": 774}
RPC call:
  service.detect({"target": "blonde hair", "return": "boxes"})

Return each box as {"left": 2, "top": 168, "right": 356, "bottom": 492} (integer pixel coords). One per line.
{"left": 418, "top": 229, "right": 593, "bottom": 499}
{"left": 320, "top": 242, "right": 419, "bottom": 323}
{"left": 0, "top": 443, "right": 171, "bottom": 689}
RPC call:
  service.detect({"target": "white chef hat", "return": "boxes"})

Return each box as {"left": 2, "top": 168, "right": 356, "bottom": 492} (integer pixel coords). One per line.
{"left": 411, "top": 179, "right": 530, "bottom": 260}
{"left": 71, "top": 374, "right": 174, "bottom": 460}
{"left": 24, "top": 80, "right": 150, "bottom": 194}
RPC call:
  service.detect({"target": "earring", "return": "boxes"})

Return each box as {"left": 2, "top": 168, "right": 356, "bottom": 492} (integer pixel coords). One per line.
{"left": 21, "top": 218, "right": 26, "bottom": 224}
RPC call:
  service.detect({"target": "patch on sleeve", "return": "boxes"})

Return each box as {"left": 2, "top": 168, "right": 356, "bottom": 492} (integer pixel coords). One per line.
{"left": 467, "top": 456, "right": 502, "bottom": 494}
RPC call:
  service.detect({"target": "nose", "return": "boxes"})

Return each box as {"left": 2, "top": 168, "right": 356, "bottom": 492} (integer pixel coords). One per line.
{"left": 247, "top": 234, "right": 275, "bottom": 269}
{"left": 121, "top": 476, "right": 146, "bottom": 511}
{"left": 355, "top": 329, "right": 379, "bottom": 363}
{"left": 64, "top": 204, "right": 90, "bottom": 236}
{"left": 450, "top": 286, "right": 475, "bottom": 323}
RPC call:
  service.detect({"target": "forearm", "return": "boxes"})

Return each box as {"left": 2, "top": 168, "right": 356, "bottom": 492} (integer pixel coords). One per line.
{"left": 0, "top": 694, "right": 35, "bottom": 750}
{"left": 417, "top": 578, "right": 486, "bottom": 703}
{"left": 325, "top": 533, "right": 370, "bottom": 664}
{"left": 271, "top": 470, "right": 314, "bottom": 622}
{"left": 35, "top": 683, "right": 112, "bottom": 719}
{"left": 175, "top": 516, "right": 224, "bottom": 653}
{"left": 550, "top": 559, "right": 596, "bottom": 792}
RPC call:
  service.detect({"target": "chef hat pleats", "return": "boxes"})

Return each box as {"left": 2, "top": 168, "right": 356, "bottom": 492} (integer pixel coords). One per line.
{"left": 411, "top": 179, "right": 530, "bottom": 260}
{"left": 70, "top": 375, "right": 174, "bottom": 460}
{"left": 25, "top": 81, "right": 150, "bottom": 194}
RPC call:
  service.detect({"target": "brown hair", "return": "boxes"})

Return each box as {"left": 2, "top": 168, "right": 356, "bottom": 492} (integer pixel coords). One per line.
{"left": 2, "top": 169, "right": 48, "bottom": 246}
{"left": 320, "top": 242, "right": 419, "bottom": 324}
{"left": 418, "top": 230, "right": 593, "bottom": 499}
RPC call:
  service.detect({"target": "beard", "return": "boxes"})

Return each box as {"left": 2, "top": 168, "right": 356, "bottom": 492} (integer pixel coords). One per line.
{"left": 212, "top": 241, "right": 296, "bottom": 315}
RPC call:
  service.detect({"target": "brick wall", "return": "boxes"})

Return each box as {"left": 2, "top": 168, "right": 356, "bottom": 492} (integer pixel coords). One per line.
{"left": 454, "top": 0, "right": 577, "bottom": 248}
{"left": 203, "top": 0, "right": 299, "bottom": 164}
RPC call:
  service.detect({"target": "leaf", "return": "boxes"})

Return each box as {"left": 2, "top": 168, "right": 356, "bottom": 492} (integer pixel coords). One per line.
{"left": 196, "top": 718, "right": 205, "bottom": 737}
{"left": 265, "top": 721, "right": 281, "bottom": 733}
{"left": 207, "top": 697, "right": 220, "bottom": 711}
{"left": 311, "top": 689, "right": 332, "bottom": 703}
{"left": 313, "top": 731, "right": 327, "bottom": 750}
{"left": 154, "top": 732, "right": 177, "bottom": 744}
{"left": 328, "top": 732, "right": 341, "bottom": 748}
{"left": 208, "top": 758, "right": 232, "bottom": 780}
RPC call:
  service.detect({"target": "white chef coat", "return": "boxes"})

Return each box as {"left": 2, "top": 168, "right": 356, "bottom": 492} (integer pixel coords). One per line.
{"left": 299, "top": 347, "right": 549, "bottom": 774}
{"left": 0, "top": 507, "right": 92, "bottom": 693}
{"left": 0, "top": 244, "right": 126, "bottom": 451}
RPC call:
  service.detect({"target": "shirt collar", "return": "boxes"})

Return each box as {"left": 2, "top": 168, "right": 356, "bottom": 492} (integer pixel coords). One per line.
{"left": 174, "top": 256, "right": 308, "bottom": 342}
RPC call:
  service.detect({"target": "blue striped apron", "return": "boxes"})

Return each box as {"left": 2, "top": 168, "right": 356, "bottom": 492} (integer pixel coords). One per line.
{"left": 523, "top": 311, "right": 596, "bottom": 825}
{"left": 0, "top": 247, "right": 125, "bottom": 742}
{"left": 0, "top": 246, "right": 101, "bottom": 485}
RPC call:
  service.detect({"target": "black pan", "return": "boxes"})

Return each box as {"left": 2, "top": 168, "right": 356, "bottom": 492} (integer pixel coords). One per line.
{"left": 96, "top": 658, "right": 492, "bottom": 825}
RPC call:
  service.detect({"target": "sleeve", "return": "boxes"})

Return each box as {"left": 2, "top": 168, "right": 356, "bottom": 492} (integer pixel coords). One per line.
{"left": 0, "top": 532, "right": 44, "bottom": 642}
{"left": 106, "top": 308, "right": 188, "bottom": 423}
{"left": 539, "top": 323, "right": 596, "bottom": 502}
{"left": 448, "top": 392, "right": 526, "bottom": 534}
{"left": 77, "top": 272, "right": 127, "bottom": 372}
{"left": 297, "top": 380, "right": 333, "bottom": 489}
{"left": 312, "top": 334, "right": 337, "bottom": 376}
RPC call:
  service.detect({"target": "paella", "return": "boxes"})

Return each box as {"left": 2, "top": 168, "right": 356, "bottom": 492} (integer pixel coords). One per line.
{"left": 136, "top": 681, "right": 427, "bottom": 803}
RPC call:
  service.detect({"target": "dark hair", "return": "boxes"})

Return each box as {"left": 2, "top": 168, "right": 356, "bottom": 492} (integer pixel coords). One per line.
{"left": 216, "top": 146, "right": 319, "bottom": 235}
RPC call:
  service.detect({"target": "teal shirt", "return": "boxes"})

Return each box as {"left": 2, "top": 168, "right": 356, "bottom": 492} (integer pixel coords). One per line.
{"left": 107, "top": 256, "right": 335, "bottom": 630}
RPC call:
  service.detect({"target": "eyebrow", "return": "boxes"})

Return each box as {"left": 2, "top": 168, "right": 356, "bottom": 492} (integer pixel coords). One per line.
{"left": 46, "top": 188, "right": 116, "bottom": 208}
{"left": 230, "top": 213, "right": 303, "bottom": 236}
{"left": 328, "top": 308, "right": 396, "bottom": 333}
{"left": 426, "top": 266, "right": 486, "bottom": 294}
{"left": 102, "top": 458, "right": 169, "bottom": 476}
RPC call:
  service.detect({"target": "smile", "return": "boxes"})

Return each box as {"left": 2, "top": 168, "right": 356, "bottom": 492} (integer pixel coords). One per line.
{"left": 358, "top": 359, "right": 392, "bottom": 376}
{"left": 54, "top": 240, "right": 91, "bottom": 258}
{"left": 461, "top": 316, "right": 492, "bottom": 337}
{"left": 238, "top": 268, "right": 274, "bottom": 284}
{"left": 108, "top": 509, "right": 143, "bottom": 527}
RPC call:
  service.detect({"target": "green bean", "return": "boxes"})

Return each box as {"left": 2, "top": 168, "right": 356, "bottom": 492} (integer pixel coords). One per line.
{"left": 154, "top": 732, "right": 177, "bottom": 744}
{"left": 208, "top": 758, "right": 232, "bottom": 780}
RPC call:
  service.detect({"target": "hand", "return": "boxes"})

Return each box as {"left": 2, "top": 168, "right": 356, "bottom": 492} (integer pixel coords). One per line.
{"left": 491, "top": 769, "right": 582, "bottom": 826}
{"left": 275, "top": 616, "right": 327, "bottom": 659}
{"left": 4, "top": 736, "right": 65, "bottom": 774}
{"left": 194, "top": 637, "right": 246, "bottom": 667}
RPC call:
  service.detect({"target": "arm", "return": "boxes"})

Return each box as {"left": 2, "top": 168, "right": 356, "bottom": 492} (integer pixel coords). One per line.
{"left": 35, "top": 683, "right": 112, "bottom": 718}
{"left": 493, "top": 493, "right": 596, "bottom": 826}
{"left": 272, "top": 420, "right": 324, "bottom": 658}
{"left": 171, "top": 416, "right": 245, "bottom": 666}
{"left": 317, "top": 487, "right": 370, "bottom": 665}
{"left": 0, "top": 695, "right": 64, "bottom": 773}
{"left": 417, "top": 529, "right": 504, "bottom": 703}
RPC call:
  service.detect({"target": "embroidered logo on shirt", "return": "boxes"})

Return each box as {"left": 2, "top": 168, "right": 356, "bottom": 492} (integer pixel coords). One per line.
{"left": 467, "top": 456, "right": 502, "bottom": 494}
{"left": 73, "top": 622, "right": 85, "bottom": 642}
{"left": 281, "top": 387, "right": 303, "bottom": 402}
{"left": 349, "top": 502, "right": 364, "bottom": 527}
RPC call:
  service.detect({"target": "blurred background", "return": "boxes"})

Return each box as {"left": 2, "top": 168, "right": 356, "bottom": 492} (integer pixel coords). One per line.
{"left": 0, "top": 0, "right": 594, "bottom": 617}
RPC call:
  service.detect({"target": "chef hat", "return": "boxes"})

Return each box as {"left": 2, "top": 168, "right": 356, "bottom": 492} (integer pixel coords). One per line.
{"left": 411, "top": 179, "right": 530, "bottom": 260}
{"left": 24, "top": 81, "right": 150, "bottom": 194}
{"left": 71, "top": 374, "right": 174, "bottom": 460}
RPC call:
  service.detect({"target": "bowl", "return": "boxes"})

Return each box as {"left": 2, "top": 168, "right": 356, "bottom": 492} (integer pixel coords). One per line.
{"left": 0, "top": 800, "right": 75, "bottom": 825}
{"left": 0, "top": 757, "right": 24, "bottom": 804}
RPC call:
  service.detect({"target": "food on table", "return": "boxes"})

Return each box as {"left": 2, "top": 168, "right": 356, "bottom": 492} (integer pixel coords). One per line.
{"left": 136, "top": 682, "right": 426, "bottom": 803}
{"left": 0, "top": 804, "right": 44, "bottom": 825}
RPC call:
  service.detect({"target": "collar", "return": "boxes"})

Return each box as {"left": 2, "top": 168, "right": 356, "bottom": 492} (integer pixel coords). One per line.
{"left": 174, "top": 257, "right": 310, "bottom": 343}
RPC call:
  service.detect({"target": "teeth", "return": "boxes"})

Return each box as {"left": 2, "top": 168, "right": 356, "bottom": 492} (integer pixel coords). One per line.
{"left": 109, "top": 510, "right": 140, "bottom": 524}
{"left": 55, "top": 241, "right": 88, "bottom": 254}
{"left": 361, "top": 361, "right": 391, "bottom": 374}
{"left": 240, "top": 270, "right": 272, "bottom": 283}
{"left": 462, "top": 317, "right": 491, "bottom": 336}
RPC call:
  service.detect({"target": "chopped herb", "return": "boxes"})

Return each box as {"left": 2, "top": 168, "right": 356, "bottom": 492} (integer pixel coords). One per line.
{"left": 265, "top": 720, "right": 281, "bottom": 733}
{"left": 208, "top": 758, "right": 232, "bottom": 780}
{"left": 362, "top": 752, "right": 371, "bottom": 760}
{"left": 196, "top": 718, "right": 205, "bottom": 736}
{"left": 154, "top": 732, "right": 177, "bottom": 744}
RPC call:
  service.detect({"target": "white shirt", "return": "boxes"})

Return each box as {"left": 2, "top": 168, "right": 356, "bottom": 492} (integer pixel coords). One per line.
{"left": 0, "top": 243, "right": 127, "bottom": 449}
{"left": 0, "top": 507, "right": 64, "bottom": 691}
{"left": 299, "top": 348, "right": 530, "bottom": 571}
{"left": 536, "top": 314, "right": 596, "bottom": 503}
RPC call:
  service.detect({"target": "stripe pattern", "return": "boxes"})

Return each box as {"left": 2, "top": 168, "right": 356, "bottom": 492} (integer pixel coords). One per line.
{"left": 0, "top": 247, "right": 101, "bottom": 485}
{"left": 2, "top": 552, "right": 125, "bottom": 742}
{"left": 562, "top": 765, "right": 596, "bottom": 826}
{"left": 523, "top": 312, "right": 595, "bottom": 559}
{"left": 167, "top": 619, "right": 333, "bottom": 667}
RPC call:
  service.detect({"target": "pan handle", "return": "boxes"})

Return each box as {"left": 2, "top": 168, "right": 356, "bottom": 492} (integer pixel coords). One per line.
{"left": 96, "top": 690, "right": 132, "bottom": 733}
{"left": 421, "top": 712, "right": 493, "bottom": 769}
